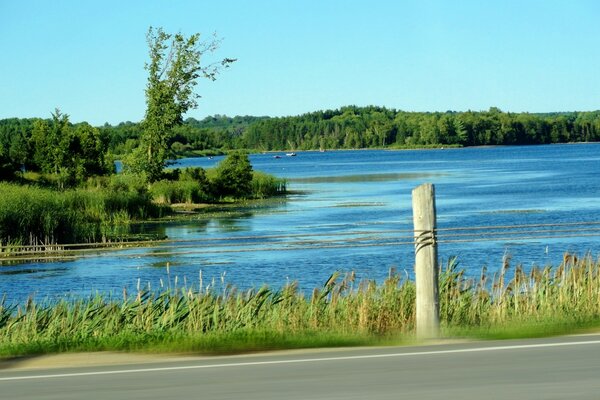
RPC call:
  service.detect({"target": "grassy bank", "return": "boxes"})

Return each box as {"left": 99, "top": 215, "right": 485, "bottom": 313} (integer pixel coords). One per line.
{"left": 1, "top": 253, "right": 599, "bottom": 358}
{"left": 0, "top": 181, "right": 165, "bottom": 245}
{"left": 149, "top": 169, "right": 286, "bottom": 205}
{"left": 0, "top": 166, "right": 286, "bottom": 246}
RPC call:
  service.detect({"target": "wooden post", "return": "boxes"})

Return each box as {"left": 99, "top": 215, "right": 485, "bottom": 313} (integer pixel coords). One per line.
{"left": 412, "top": 183, "right": 440, "bottom": 339}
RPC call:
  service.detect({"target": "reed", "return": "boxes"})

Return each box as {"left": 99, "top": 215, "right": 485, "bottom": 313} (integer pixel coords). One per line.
{"left": 1, "top": 253, "right": 599, "bottom": 357}
{"left": 149, "top": 180, "right": 208, "bottom": 204}
{"left": 0, "top": 182, "right": 164, "bottom": 245}
{"left": 251, "top": 171, "right": 287, "bottom": 198}
{"left": 439, "top": 253, "right": 600, "bottom": 337}
{"left": 149, "top": 168, "right": 285, "bottom": 204}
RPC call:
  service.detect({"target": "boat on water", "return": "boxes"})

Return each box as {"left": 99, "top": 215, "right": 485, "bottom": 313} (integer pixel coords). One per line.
{"left": 286, "top": 152, "right": 297, "bottom": 157}
{"left": 273, "top": 155, "right": 282, "bottom": 159}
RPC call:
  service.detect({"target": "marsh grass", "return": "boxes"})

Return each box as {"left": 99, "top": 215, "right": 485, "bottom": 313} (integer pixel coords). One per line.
{"left": 2, "top": 163, "right": 285, "bottom": 248}
{"left": 439, "top": 253, "right": 600, "bottom": 338}
{"left": 149, "top": 180, "right": 209, "bottom": 204}
{"left": 251, "top": 171, "right": 286, "bottom": 198}
{"left": 0, "top": 182, "right": 165, "bottom": 245}
{"left": 1, "top": 253, "right": 599, "bottom": 357}
{"left": 150, "top": 169, "right": 285, "bottom": 204}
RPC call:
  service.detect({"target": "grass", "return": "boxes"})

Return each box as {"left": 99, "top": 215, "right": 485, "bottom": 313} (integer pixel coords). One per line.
{"left": 439, "top": 253, "right": 600, "bottom": 339}
{"left": 0, "top": 181, "right": 166, "bottom": 246}
{"left": 149, "top": 179, "right": 209, "bottom": 205}
{"left": 152, "top": 169, "right": 286, "bottom": 204}
{"left": 0, "top": 166, "right": 286, "bottom": 246}
{"left": 0, "top": 252, "right": 599, "bottom": 358}
{"left": 251, "top": 171, "right": 287, "bottom": 198}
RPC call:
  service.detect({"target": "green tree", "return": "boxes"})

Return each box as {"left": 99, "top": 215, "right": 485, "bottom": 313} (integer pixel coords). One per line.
{"left": 30, "top": 109, "right": 69, "bottom": 175}
{"left": 28, "top": 111, "right": 112, "bottom": 187}
{"left": 125, "top": 27, "right": 235, "bottom": 181}
{"left": 62, "top": 123, "right": 114, "bottom": 183}
{"left": 213, "top": 151, "right": 253, "bottom": 198}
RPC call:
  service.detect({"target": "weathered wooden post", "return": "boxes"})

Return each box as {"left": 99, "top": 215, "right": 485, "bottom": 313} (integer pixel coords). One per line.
{"left": 412, "top": 183, "right": 440, "bottom": 339}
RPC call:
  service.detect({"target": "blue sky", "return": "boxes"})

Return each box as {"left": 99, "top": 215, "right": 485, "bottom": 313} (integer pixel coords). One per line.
{"left": 1, "top": 0, "right": 600, "bottom": 125}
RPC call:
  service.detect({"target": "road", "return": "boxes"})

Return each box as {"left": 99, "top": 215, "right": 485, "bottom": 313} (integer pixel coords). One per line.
{"left": 2, "top": 334, "right": 600, "bottom": 399}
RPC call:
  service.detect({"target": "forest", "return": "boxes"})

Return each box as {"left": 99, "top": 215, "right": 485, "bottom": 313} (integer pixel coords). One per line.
{"left": 3, "top": 106, "right": 600, "bottom": 181}
{"left": 241, "top": 106, "right": 600, "bottom": 150}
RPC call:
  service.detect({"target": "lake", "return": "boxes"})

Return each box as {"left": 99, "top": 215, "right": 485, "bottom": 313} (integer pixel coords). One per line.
{"left": 2, "top": 143, "right": 600, "bottom": 304}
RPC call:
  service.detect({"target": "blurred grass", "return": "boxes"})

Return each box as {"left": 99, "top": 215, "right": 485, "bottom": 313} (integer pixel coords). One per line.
{"left": 1, "top": 253, "right": 599, "bottom": 358}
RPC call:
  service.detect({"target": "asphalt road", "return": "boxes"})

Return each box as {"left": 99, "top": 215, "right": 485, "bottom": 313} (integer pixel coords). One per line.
{"left": 2, "top": 335, "right": 600, "bottom": 399}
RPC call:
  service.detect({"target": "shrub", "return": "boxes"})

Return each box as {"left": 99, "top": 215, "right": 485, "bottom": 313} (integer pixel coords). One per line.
{"left": 212, "top": 151, "right": 253, "bottom": 198}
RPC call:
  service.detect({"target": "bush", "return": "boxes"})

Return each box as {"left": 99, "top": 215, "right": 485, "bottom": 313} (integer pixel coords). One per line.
{"left": 212, "top": 151, "right": 253, "bottom": 198}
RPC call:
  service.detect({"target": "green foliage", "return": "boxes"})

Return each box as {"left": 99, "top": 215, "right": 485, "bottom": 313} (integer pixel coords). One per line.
{"left": 148, "top": 164, "right": 284, "bottom": 204}
{"left": 241, "top": 106, "right": 600, "bottom": 150}
{"left": 3, "top": 106, "right": 600, "bottom": 183}
{"left": 4, "top": 106, "right": 599, "bottom": 182}
{"left": 101, "top": 116, "right": 268, "bottom": 157}
{"left": 212, "top": 151, "right": 253, "bottom": 198}
{"left": 30, "top": 110, "right": 67, "bottom": 175}
{"left": 5, "top": 110, "right": 114, "bottom": 188}
{"left": 125, "top": 27, "right": 235, "bottom": 181}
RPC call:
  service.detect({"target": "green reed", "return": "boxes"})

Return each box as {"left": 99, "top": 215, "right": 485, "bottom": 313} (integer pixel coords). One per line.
{"left": 251, "top": 171, "right": 286, "bottom": 198}
{"left": 149, "top": 170, "right": 286, "bottom": 204}
{"left": 1, "top": 253, "right": 599, "bottom": 357}
{"left": 149, "top": 179, "right": 209, "bottom": 204}
{"left": 0, "top": 182, "right": 164, "bottom": 245}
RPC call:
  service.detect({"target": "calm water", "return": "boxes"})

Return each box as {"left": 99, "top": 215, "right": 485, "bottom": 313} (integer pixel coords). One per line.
{"left": 2, "top": 144, "right": 600, "bottom": 303}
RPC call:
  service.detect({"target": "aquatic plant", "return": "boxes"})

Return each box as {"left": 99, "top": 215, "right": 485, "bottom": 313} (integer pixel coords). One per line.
{"left": 0, "top": 182, "right": 164, "bottom": 245}
{"left": 251, "top": 171, "right": 286, "bottom": 198}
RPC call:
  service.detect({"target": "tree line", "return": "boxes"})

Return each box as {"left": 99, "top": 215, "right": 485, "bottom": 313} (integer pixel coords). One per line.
{"left": 96, "top": 106, "right": 600, "bottom": 155}
{"left": 242, "top": 106, "right": 600, "bottom": 150}
{"left": 0, "top": 111, "right": 113, "bottom": 184}
{"left": 3, "top": 106, "right": 600, "bottom": 182}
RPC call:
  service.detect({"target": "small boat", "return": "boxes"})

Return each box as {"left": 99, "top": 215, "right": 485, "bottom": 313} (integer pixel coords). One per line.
{"left": 286, "top": 152, "right": 297, "bottom": 157}
{"left": 273, "top": 155, "right": 282, "bottom": 159}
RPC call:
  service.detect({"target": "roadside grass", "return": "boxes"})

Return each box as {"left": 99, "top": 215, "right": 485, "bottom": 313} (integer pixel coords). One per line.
{"left": 0, "top": 330, "right": 398, "bottom": 358}
{"left": 1, "top": 253, "right": 599, "bottom": 358}
{"left": 443, "top": 317, "right": 600, "bottom": 341}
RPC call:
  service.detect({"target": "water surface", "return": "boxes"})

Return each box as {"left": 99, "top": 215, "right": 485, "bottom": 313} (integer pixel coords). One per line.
{"left": 2, "top": 144, "right": 600, "bottom": 303}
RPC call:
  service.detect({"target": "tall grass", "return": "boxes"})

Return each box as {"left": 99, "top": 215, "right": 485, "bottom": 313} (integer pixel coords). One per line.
{"left": 152, "top": 168, "right": 286, "bottom": 204}
{"left": 1, "top": 253, "right": 599, "bottom": 357}
{"left": 0, "top": 165, "right": 286, "bottom": 245}
{"left": 440, "top": 253, "right": 600, "bottom": 338}
{"left": 0, "top": 181, "right": 165, "bottom": 245}
{"left": 149, "top": 180, "right": 209, "bottom": 204}
{"left": 251, "top": 171, "right": 286, "bottom": 198}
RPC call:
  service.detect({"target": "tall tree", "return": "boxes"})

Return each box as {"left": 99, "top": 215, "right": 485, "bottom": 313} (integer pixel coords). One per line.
{"left": 30, "top": 109, "right": 69, "bottom": 175}
{"left": 126, "top": 27, "right": 235, "bottom": 181}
